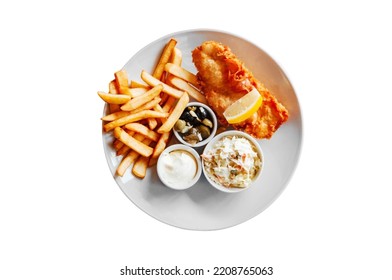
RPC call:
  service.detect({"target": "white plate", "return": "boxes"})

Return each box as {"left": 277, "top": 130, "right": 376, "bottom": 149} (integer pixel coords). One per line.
{"left": 102, "top": 29, "right": 303, "bottom": 230}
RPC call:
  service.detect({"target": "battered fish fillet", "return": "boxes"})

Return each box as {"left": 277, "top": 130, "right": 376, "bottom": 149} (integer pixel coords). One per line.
{"left": 192, "top": 41, "right": 288, "bottom": 139}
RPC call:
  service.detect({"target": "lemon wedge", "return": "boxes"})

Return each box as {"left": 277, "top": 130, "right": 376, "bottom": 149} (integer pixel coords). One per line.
{"left": 223, "top": 88, "right": 263, "bottom": 124}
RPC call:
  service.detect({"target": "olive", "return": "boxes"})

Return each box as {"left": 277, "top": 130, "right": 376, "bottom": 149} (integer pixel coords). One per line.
{"left": 185, "top": 111, "right": 201, "bottom": 126}
{"left": 180, "top": 110, "right": 194, "bottom": 123}
{"left": 202, "top": 118, "right": 213, "bottom": 128}
{"left": 197, "top": 125, "right": 211, "bottom": 139}
{"left": 189, "top": 110, "right": 198, "bottom": 119}
{"left": 174, "top": 119, "right": 186, "bottom": 132}
{"left": 188, "top": 106, "right": 197, "bottom": 112}
{"left": 189, "top": 117, "right": 201, "bottom": 126}
{"left": 195, "top": 107, "right": 208, "bottom": 120}
{"left": 188, "top": 127, "right": 200, "bottom": 136}
{"left": 180, "top": 124, "right": 192, "bottom": 134}
{"left": 183, "top": 128, "right": 202, "bottom": 144}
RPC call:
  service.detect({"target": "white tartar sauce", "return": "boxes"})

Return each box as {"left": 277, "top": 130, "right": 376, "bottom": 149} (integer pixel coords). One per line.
{"left": 159, "top": 150, "right": 198, "bottom": 189}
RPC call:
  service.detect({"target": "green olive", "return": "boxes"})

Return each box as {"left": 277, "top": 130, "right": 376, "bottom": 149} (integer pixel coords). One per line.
{"left": 174, "top": 119, "right": 186, "bottom": 132}
{"left": 197, "top": 125, "right": 211, "bottom": 139}
{"left": 202, "top": 118, "right": 213, "bottom": 128}
{"left": 183, "top": 132, "right": 200, "bottom": 144}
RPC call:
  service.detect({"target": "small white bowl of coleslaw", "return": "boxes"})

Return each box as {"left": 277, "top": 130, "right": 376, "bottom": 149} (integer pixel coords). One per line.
{"left": 201, "top": 130, "right": 263, "bottom": 193}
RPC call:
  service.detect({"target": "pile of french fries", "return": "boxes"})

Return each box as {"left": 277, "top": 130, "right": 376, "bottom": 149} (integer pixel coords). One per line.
{"left": 98, "top": 38, "right": 206, "bottom": 179}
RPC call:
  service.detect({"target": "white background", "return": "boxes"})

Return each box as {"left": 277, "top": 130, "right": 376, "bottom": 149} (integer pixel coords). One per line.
{"left": 1, "top": 0, "right": 391, "bottom": 279}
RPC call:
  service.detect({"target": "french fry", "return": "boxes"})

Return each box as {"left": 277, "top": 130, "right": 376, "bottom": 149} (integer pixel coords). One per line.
{"left": 148, "top": 104, "right": 166, "bottom": 129}
{"left": 152, "top": 131, "right": 171, "bottom": 158}
{"left": 121, "top": 84, "right": 163, "bottom": 111}
{"left": 108, "top": 80, "right": 120, "bottom": 113}
{"left": 159, "top": 92, "right": 170, "bottom": 106}
{"left": 116, "top": 143, "right": 131, "bottom": 157}
{"left": 170, "top": 47, "right": 182, "bottom": 65}
{"left": 152, "top": 103, "right": 167, "bottom": 124}
{"left": 167, "top": 76, "right": 207, "bottom": 103}
{"left": 116, "top": 137, "right": 152, "bottom": 176}
{"left": 116, "top": 132, "right": 143, "bottom": 156}
{"left": 113, "top": 127, "right": 153, "bottom": 157}
{"left": 97, "top": 91, "right": 131, "bottom": 104}
{"left": 141, "top": 70, "right": 184, "bottom": 99}
{"left": 132, "top": 156, "right": 150, "bottom": 179}
{"left": 130, "top": 80, "right": 149, "bottom": 89}
{"left": 103, "top": 110, "right": 169, "bottom": 132}
{"left": 117, "top": 150, "right": 140, "bottom": 176}
{"left": 114, "top": 70, "right": 131, "bottom": 95}
{"left": 152, "top": 38, "right": 177, "bottom": 80}
{"left": 130, "top": 97, "right": 161, "bottom": 114}
{"left": 153, "top": 103, "right": 165, "bottom": 114}
{"left": 113, "top": 139, "right": 124, "bottom": 151}
{"left": 162, "top": 96, "right": 176, "bottom": 113}
{"left": 114, "top": 70, "right": 128, "bottom": 88}
{"left": 101, "top": 110, "right": 130, "bottom": 122}
{"left": 147, "top": 118, "right": 158, "bottom": 130}
{"left": 129, "top": 87, "right": 149, "bottom": 98}
{"left": 109, "top": 80, "right": 118, "bottom": 93}
{"left": 148, "top": 156, "right": 158, "bottom": 167}
{"left": 162, "top": 47, "right": 183, "bottom": 105}
{"left": 162, "top": 47, "right": 183, "bottom": 113}
{"left": 164, "top": 63, "right": 199, "bottom": 87}
{"left": 124, "top": 123, "right": 160, "bottom": 142}
{"left": 157, "top": 92, "right": 189, "bottom": 133}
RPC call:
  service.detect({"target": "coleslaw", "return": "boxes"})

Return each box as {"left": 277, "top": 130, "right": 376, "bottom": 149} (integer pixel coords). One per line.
{"left": 202, "top": 135, "right": 262, "bottom": 188}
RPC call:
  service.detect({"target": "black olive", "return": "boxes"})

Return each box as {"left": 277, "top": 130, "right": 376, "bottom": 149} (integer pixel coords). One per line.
{"left": 180, "top": 110, "right": 194, "bottom": 123}
{"left": 195, "top": 106, "right": 208, "bottom": 120}
{"left": 189, "top": 117, "right": 202, "bottom": 126}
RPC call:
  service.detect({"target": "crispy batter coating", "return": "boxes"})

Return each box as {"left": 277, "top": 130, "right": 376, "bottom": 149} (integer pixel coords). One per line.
{"left": 192, "top": 41, "right": 288, "bottom": 139}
